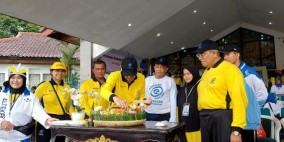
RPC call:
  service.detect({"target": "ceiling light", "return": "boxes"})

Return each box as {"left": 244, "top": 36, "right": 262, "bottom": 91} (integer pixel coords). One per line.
{"left": 128, "top": 23, "right": 132, "bottom": 27}
{"left": 193, "top": 10, "right": 197, "bottom": 13}
{"left": 269, "top": 11, "right": 273, "bottom": 14}
{"left": 203, "top": 22, "right": 206, "bottom": 25}
{"left": 210, "top": 29, "right": 214, "bottom": 32}
{"left": 170, "top": 41, "right": 174, "bottom": 44}
{"left": 156, "top": 33, "right": 161, "bottom": 37}
{"left": 269, "top": 22, "right": 272, "bottom": 25}
{"left": 181, "top": 47, "right": 185, "bottom": 50}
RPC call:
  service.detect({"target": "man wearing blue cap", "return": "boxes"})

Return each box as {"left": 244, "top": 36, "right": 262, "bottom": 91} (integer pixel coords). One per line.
{"left": 145, "top": 57, "right": 177, "bottom": 122}
{"left": 223, "top": 44, "right": 268, "bottom": 142}
{"left": 195, "top": 40, "right": 248, "bottom": 142}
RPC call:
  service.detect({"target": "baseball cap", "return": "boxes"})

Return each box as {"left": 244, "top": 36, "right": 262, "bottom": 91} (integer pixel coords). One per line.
{"left": 155, "top": 57, "right": 168, "bottom": 66}
{"left": 194, "top": 39, "right": 219, "bottom": 54}
{"left": 221, "top": 44, "right": 241, "bottom": 53}
{"left": 121, "top": 57, "right": 137, "bottom": 76}
{"left": 50, "top": 62, "right": 66, "bottom": 70}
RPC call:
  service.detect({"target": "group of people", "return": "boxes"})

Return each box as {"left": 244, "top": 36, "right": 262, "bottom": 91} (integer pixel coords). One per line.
{"left": 0, "top": 39, "right": 273, "bottom": 142}
{"left": 177, "top": 39, "right": 270, "bottom": 142}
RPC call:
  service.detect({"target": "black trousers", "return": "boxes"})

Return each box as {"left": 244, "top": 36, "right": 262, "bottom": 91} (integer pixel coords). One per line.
{"left": 200, "top": 109, "right": 232, "bottom": 142}
{"left": 242, "top": 130, "right": 257, "bottom": 142}
{"left": 146, "top": 112, "right": 170, "bottom": 121}
{"left": 36, "top": 114, "right": 67, "bottom": 142}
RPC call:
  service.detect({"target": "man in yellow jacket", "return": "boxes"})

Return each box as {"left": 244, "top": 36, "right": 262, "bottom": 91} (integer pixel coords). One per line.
{"left": 79, "top": 60, "right": 109, "bottom": 116}
{"left": 195, "top": 40, "right": 248, "bottom": 142}
{"left": 101, "top": 57, "right": 150, "bottom": 109}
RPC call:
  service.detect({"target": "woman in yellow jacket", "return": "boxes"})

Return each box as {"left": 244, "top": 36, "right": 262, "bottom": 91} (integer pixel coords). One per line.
{"left": 35, "top": 62, "right": 73, "bottom": 142}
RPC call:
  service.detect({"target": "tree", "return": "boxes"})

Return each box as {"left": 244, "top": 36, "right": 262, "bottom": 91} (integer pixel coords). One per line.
{"left": 59, "top": 42, "right": 79, "bottom": 83}
{"left": 0, "top": 14, "right": 41, "bottom": 38}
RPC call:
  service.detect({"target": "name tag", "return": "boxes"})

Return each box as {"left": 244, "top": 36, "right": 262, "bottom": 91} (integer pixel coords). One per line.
{"left": 182, "top": 103, "right": 190, "bottom": 116}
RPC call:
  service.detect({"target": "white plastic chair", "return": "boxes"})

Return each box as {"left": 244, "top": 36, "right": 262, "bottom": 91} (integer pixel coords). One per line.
{"left": 261, "top": 107, "right": 281, "bottom": 142}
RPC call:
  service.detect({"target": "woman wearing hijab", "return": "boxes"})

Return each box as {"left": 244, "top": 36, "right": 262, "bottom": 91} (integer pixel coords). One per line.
{"left": 271, "top": 75, "right": 284, "bottom": 94}
{"left": 35, "top": 62, "right": 73, "bottom": 142}
{"left": 177, "top": 65, "right": 201, "bottom": 142}
{"left": 264, "top": 75, "right": 284, "bottom": 118}
{"left": 0, "top": 63, "right": 58, "bottom": 142}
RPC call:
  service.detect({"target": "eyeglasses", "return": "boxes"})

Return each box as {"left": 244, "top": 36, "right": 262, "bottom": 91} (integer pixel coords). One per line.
{"left": 196, "top": 50, "right": 212, "bottom": 59}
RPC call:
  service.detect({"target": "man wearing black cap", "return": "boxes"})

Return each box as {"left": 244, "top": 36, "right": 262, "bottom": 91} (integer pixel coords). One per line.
{"left": 101, "top": 57, "right": 150, "bottom": 109}
{"left": 195, "top": 40, "right": 248, "bottom": 142}
{"left": 145, "top": 57, "right": 177, "bottom": 122}
{"left": 223, "top": 44, "right": 268, "bottom": 142}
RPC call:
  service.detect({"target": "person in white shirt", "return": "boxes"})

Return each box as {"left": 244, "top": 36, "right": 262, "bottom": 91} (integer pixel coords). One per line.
{"left": 145, "top": 57, "right": 177, "bottom": 122}
{"left": 271, "top": 75, "right": 284, "bottom": 95}
{"left": 0, "top": 63, "right": 57, "bottom": 142}
{"left": 265, "top": 75, "right": 284, "bottom": 118}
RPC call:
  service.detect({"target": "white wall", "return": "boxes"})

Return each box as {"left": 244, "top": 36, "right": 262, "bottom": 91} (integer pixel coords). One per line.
{"left": 211, "top": 22, "right": 284, "bottom": 69}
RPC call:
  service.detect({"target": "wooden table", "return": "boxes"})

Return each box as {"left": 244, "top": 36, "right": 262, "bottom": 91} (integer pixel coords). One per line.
{"left": 50, "top": 121, "right": 185, "bottom": 142}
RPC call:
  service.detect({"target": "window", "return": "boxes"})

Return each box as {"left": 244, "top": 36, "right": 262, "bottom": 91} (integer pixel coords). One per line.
{"left": 43, "top": 74, "right": 51, "bottom": 81}
{"left": 29, "top": 74, "right": 40, "bottom": 87}
{"left": 0, "top": 73, "right": 5, "bottom": 87}
{"left": 217, "top": 28, "right": 276, "bottom": 69}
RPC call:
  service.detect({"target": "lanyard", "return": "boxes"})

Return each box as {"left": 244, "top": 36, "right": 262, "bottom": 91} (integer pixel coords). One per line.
{"left": 10, "top": 94, "right": 20, "bottom": 112}
{"left": 185, "top": 79, "right": 201, "bottom": 103}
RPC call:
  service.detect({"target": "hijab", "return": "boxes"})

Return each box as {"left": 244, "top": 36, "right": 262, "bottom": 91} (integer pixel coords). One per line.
{"left": 183, "top": 65, "right": 201, "bottom": 89}
{"left": 9, "top": 74, "right": 26, "bottom": 95}
{"left": 275, "top": 75, "right": 282, "bottom": 89}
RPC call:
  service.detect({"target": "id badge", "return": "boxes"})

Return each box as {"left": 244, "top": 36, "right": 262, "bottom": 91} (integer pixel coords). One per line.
{"left": 182, "top": 103, "right": 190, "bottom": 116}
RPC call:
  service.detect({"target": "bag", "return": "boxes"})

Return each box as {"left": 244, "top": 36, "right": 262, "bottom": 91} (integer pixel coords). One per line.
{"left": 14, "top": 120, "right": 35, "bottom": 136}
{"left": 50, "top": 82, "right": 70, "bottom": 120}
{"left": 257, "top": 123, "right": 267, "bottom": 139}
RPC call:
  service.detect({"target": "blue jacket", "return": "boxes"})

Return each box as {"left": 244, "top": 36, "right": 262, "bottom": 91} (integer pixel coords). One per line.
{"left": 239, "top": 62, "right": 268, "bottom": 130}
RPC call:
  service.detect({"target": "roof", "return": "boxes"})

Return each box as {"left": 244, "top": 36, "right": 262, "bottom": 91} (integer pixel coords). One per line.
{"left": 0, "top": 32, "right": 79, "bottom": 58}
{"left": 0, "top": 0, "right": 283, "bottom": 58}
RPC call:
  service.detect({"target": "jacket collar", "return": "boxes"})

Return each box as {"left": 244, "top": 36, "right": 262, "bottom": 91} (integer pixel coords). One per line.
{"left": 3, "top": 87, "right": 31, "bottom": 96}
{"left": 238, "top": 61, "right": 246, "bottom": 70}
{"left": 121, "top": 71, "right": 137, "bottom": 85}
{"left": 91, "top": 76, "right": 106, "bottom": 86}
{"left": 50, "top": 78, "right": 64, "bottom": 86}
{"left": 207, "top": 59, "right": 223, "bottom": 70}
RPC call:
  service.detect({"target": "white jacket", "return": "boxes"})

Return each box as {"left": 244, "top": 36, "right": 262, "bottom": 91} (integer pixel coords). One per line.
{"left": 0, "top": 88, "right": 50, "bottom": 141}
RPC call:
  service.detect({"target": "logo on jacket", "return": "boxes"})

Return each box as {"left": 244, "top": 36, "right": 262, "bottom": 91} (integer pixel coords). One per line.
{"left": 137, "top": 90, "right": 141, "bottom": 96}
{"left": 245, "top": 70, "right": 250, "bottom": 76}
{"left": 150, "top": 84, "right": 164, "bottom": 99}
{"left": 24, "top": 97, "right": 31, "bottom": 102}
{"left": 210, "top": 78, "right": 216, "bottom": 84}
{"left": 0, "top": 98, "right": 8, "bottom": 119}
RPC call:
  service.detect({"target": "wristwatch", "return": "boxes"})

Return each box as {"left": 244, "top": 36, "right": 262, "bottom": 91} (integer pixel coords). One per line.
{"left": 231, "top": 131, "right": 241, "bottom": 136}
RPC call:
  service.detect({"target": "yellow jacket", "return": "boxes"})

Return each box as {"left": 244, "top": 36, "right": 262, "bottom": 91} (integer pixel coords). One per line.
{"left": 35, "top": 80, "right": 74, "bottom": 115}
{"left": 198, "top": 60, "right": 248, "bottom": 129}
{"left": 100, "top": 71, "right": 145, "bottom": 106}
{"left": 79, "top": 78, "right": 109, "bottom": 116}
{"left": 173, "top": 77, "right": 183, "bottom": 87}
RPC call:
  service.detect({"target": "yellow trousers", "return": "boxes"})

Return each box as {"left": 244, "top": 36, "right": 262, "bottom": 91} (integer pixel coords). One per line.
{"left": 185, "top": 131, "right": 201, "bottom": 142}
